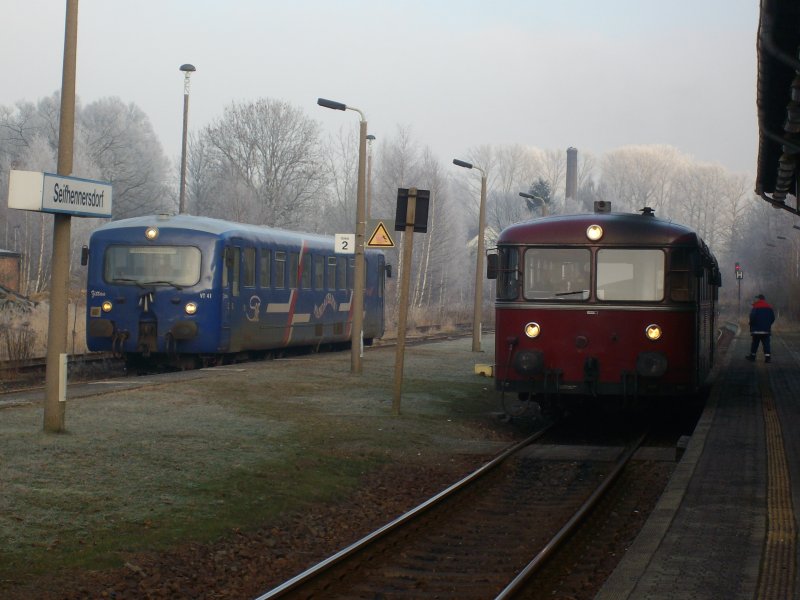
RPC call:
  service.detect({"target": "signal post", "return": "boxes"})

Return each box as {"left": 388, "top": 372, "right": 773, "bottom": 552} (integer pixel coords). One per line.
{"left": 735, "top": 262, "right": 744, "bottom": 319}
{"left": 392, "top": 187, "right": 429, "bottom": 416}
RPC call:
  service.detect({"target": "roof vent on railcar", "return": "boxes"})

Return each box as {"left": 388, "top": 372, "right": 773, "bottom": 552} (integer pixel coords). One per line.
{"left": 594, "top": 201, "right": 611, "bottom": 213}
{"left": 639, "top": 207, "right": 655, "bottom": 217}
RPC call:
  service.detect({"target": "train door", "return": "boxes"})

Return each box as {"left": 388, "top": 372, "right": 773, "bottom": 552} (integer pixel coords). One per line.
{"left": 376, "top": 254, "right": 386, "bottom": 338}
{"left": 221, "top": 243, "right": 241, "bottom": 351}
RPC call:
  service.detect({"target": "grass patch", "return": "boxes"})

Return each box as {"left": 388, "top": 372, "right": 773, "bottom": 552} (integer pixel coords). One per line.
{"left": 0, "top": 337, "right": 503, "bottom": 585}
{"left": 0, "top": 401, "right": 384, "bottom": 579}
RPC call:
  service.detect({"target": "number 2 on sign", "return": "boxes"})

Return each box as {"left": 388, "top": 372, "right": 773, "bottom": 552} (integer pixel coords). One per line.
{"left": 335, "top": 233, "right": 355, "bottom": 254}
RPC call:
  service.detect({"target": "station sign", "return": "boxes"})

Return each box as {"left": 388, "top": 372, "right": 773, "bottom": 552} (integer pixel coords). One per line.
{"left": 335, "top": 233, "right": 355, "bottom": 254}
{"left": 8, "top": 170, "right": 113, "bottom": 218}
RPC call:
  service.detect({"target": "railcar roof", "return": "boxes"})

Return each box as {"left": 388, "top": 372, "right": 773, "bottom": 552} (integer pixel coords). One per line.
{"left": 497, "top": 212, "right": 701, "bottom": 247}
{"left": 91, "top": 214, "right": 336, "bottom": 246}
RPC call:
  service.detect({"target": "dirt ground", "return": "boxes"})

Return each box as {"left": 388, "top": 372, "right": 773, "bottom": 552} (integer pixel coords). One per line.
{"left": 1, "top": 334, "right": 528, "bottom": 599}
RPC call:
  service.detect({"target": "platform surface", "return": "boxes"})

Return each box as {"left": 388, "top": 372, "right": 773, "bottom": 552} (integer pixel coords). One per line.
{"left": 598, "top": 330, "right": 800, "bottom": 600}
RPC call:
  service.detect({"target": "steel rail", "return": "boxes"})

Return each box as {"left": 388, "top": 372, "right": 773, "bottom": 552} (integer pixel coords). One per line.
{"left": 495, "top": 432, "right": 648, "bottom": 599}
{"left": 253, "top": 425, "right": 553, "bottom": 600}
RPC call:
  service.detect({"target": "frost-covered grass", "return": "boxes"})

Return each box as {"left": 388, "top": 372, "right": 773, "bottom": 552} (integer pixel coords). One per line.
{"left": 0, "top": 336, "right": 503, "bottom": 583}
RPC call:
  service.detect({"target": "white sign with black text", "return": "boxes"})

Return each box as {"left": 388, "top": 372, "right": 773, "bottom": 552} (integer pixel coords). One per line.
{"left": 335, "top": 233, "right": 355, "bottom": 254}
{"left": 8, "top": 170, "right": 113, "bottom": 218}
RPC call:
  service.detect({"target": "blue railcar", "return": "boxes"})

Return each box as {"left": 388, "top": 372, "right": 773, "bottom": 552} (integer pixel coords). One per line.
{"left": 84, "top": 214, "right": 386, "bottom": 368}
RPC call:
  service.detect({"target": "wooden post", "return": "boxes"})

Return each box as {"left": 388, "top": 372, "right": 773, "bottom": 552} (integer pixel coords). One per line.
{"left": 44, "top": 0, "right": 78, "bottom": 433}
{"left": 392, "top": 188, "right": 417, "bottom": 416}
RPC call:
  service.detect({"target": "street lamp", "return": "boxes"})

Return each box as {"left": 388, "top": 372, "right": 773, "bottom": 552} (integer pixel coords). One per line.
{"left": 366, "top": 134, "right": 376, "bottom": 219}
{"left": 519, "top": 191, "right": 548, "bottom": 216}
{"left": 318, "top": 97, "right": 368, "bottom": 374}
{"left": 453, "top": 158, "right": 487, "bottom": 352}
{"left": 178, "top": 63, "right": 196, "bottom": 214}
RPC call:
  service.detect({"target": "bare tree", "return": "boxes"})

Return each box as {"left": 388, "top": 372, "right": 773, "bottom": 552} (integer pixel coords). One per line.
{"left": 79, "top": 97, "right": 172, "bottom": 219}
{"left": 317, "top": 124, "right": 359, "bottom": 235}
{"left": 197, "top": 99, "right": 327, "bottom": 228}
{"left": 600, "top": 145, "right": 683, "bottom": 214}
{"left": 0, "top": 93, "right": 170, "bottom": 295}
{"left": 539, "top": 148, "right": 567, "bottom": 212}
{"left": 371, "top": 126, "right": 470, "bottom": 327}
{"left": 493, "top": 144, "right": 542, "bottom": 195}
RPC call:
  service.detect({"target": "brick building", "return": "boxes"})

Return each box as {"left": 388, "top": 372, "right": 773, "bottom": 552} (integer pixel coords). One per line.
{"left": 0, "top": 249, "right": 21, "bottom": 293}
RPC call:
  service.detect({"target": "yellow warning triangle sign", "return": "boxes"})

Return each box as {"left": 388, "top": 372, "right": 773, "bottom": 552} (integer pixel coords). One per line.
{"left": 367, "top": 221, "right": 395, "bottom": 248}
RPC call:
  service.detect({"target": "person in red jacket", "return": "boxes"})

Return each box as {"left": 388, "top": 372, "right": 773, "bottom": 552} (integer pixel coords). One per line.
{"left": 746, "top": 294, "right": 776, "bottom": 363}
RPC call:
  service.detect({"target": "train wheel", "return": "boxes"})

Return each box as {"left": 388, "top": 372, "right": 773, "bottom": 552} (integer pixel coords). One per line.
{"left": 177, "top": 355, "right": 199, "bottom": 371}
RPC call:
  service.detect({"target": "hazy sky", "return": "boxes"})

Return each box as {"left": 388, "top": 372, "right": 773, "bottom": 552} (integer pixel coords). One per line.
{"left": 3, "top": 0, "right": 759, "bottom": 175}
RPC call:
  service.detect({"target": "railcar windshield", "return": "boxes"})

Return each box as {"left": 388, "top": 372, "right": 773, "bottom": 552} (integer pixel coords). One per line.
{"left": 597, "top": 249, "right": 664, "bottom": 301}
{"left": 523, "top": 248, "right": 590, "bottom": 300}
{"left": 103, "top": 245, "right": 202, "bottom": 288}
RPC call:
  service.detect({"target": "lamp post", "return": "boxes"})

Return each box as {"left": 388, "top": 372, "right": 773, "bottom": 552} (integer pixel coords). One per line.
{"left": 519, "top": 191, "right": 548, "bottom": 216}
{"left": 178, "top": 63, "right": 196, "bottom": 214}
{"left": 453, "top": 158, "right": 487, "bottom": 352}
{"left": 366, "top": 134, "right": 375, "bottom": 219}
{"left": 318, "top": 97, "right": 367, "bottom": 374}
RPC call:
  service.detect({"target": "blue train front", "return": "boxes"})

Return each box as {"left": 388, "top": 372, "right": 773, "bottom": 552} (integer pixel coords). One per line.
{"left": 85, "top": 214, "right": 386, "bottom": 368}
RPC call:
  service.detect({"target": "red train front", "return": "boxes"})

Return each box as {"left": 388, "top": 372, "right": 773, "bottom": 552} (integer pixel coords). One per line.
{"left": 489, "top": 204, "right": 720, "bottom": 407}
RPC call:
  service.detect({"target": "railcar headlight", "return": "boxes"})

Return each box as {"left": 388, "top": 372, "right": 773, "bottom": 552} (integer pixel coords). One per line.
{"left": 144, "top": 226, "right": 159, "bottom": 240}
{"left": 645, "top": 323, "right": 662, "bottom": 341}
{"left": 184, "top": 302, "right": 198, "bottom": 315}
{"left": 101, "top": 300, "right": 113, "bottom": 313}
{"left": 524, "top": 322, "right": 541, "bottom": 338}
{"left": 586, "top": 224, "right": 603, "bottom": 241}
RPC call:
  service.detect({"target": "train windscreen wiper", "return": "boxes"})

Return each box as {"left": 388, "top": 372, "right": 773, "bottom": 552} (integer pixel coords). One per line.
{"left": 110, "top": 277, "right": 145, "bottom": 288}
{"left": 140, "top": 280, "right": 184, "bottom": 290}
{"left": 554, "top": 289, "right": 588, "bottom": 297}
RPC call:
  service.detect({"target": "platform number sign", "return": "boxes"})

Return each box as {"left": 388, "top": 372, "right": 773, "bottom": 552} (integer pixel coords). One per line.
{"left": 335, "top": 233, "right": 355, "bottom": 254}
{"left": 735, "top": 262, "right": 743, "bottom": 280}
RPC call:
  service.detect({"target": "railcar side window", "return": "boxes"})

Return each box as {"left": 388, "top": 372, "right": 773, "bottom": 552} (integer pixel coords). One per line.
{"left": 275, "top": 251, "right": 286, "bottom": 288}
{"left": 597, "top": 249, "right": 664, "bottom": 301}
{"left": 336, "top": 257, "right": 347, "bottom": 289}
{"left": 348, "top": 258, "right": 355, "bottom": 290}
{"left": 314, "top": 255, "right": 324, "bottom": 290}
{"left": 668, "top": 248, "right": 694, "bottom": 302}
{"left": 523, "top": 248, "right": 590, "bottom": 301}
{"left": 327, "top": 257, "right": 337, "bottom": 290}
{"left": 260, "top": 249, "right": 271, "bottom": 288}
{"left": 243, "top": 247, "right": 256, "bottom": 288}
{"left": 222, "top": 247, "right": 240, "bottom": 297}
{"left": 496, "top": 247, "right": 520, "bottom": 300}
{"left": 105, "top": 245, "right": 202, "bottom": 288}
{"left": 378, "top": 259, "right": 385, "bottom": 298}
{"left": 289, "top": 252, "right": 299, "bottom": 288}
{"left": 301, "top": 254, "right": 311, "bottom": 289}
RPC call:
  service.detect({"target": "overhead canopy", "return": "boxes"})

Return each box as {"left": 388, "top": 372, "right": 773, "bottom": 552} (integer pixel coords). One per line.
{"left": 756, "top": 0, "right": 800, "bottom": 215}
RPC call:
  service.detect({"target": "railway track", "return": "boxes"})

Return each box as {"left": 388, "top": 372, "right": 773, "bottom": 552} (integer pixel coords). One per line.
{"left": 0, "top": 326, "right": 480, "bottom": 396}
{"left": 255, "top": 427, "right": 648, "bottom": 599}
{"left": 0, "top": 353, "right": 124, "bottom": 393}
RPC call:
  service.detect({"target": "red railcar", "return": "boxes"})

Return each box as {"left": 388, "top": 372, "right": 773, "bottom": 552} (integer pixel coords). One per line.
{"left": 488, "top": 204, "right": 720, "bottom": 409}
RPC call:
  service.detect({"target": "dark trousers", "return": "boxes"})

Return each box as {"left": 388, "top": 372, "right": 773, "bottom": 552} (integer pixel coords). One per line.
{"left": 750, "top": 334, "right": 771, "bottom": 356}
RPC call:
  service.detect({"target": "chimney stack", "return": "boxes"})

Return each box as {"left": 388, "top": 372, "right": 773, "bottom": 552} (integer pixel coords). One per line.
{"left": 566, "top": 147, "right": 578, "bottom": 201}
